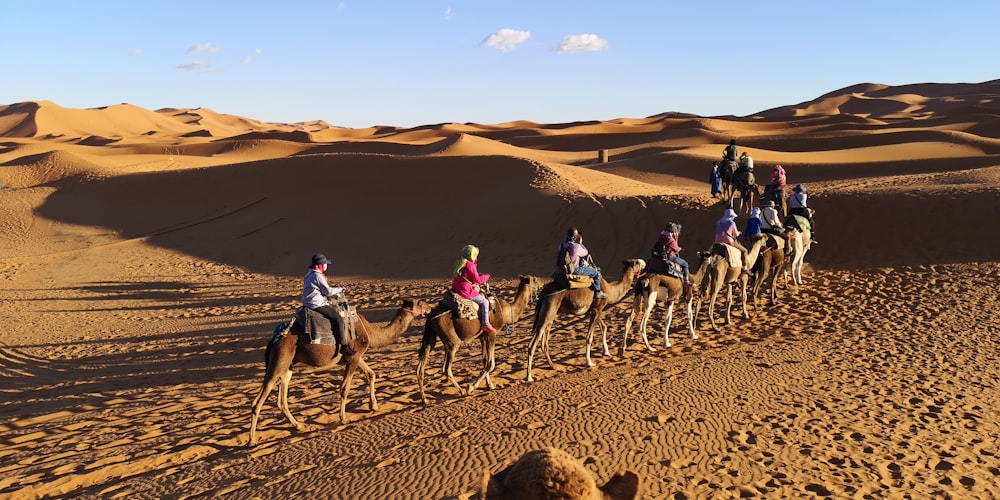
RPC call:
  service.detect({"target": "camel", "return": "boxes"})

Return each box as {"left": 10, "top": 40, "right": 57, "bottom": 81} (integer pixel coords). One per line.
{"left": 417, "top": 275, "right": 542, "bottom": 404}
{"left": 526, "top": 259, "right": 646, "bottom": 382}
{"left": 719, "top": 160, "right": 736, "bottom": 201}
{"left": 248, "top": 297, "right": 432, "bottom": 446}
{"left": 621, "top": 252, "right": 712, "bottom": 352}
{"left": 477, "top": 447, "right": 640, "bottom": 500}
{"left": 701, "top": 236, "right": 768, "bottom": 331}
{"left": 731, "top": 171, "right": 759, "bottom": 215}
{"left": 749, "top": 233, "right": 787, "bottom": 307}
{"left": 785, "top": 223, "right": 812, "bottom": 286}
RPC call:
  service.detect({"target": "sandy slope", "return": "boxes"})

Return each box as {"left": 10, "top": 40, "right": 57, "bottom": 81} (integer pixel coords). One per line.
{"left": 1, "top": 80, "right": 999, "bottom": 499}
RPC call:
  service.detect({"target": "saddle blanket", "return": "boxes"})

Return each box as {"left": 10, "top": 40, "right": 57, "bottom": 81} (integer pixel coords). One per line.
{"left": 290, "top": 305, "right": 360, "bottom": 346}
{"left": 713, "top": 243, "right": 743, "bottom": 270}
{"left": 442, "top": 291, "right": 480, "bottom": 320}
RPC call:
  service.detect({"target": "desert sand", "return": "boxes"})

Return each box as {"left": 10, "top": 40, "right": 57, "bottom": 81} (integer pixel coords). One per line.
{"left": 1, "top": 80, "right": 999, "bottom": 499}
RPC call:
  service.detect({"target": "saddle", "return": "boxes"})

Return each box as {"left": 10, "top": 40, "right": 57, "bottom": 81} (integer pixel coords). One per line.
{"left": 711, "top": 243, "right": 743, "bottom": 271}
{"left": 284, "top": 303, "right": 360, "bottom": 346}
{"left": 552, "top": 271, "right": 593, "bottom": 289}
{"left": 647, "top": 258, "right": 684, "bottom": 280}
{"left": 442, "top": 291, "right": 481, "bottom": 321}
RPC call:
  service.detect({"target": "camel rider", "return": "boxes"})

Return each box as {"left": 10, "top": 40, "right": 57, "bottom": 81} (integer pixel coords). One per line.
{"left": 769, "top": 164, "right": 787, "bottom": 198}
{"left": 760, "top": 200, "right": 787, "bottom": 246}
{"left": 788, "top": 184, "right": 817, "bottom": 244}
{"left": 714, "top": 208, "right": 749, "bottom": 272}
{"left": 739, "top": 151, "right": 754, "bottom": 173}
{"left": 723, "top": 139, "right": 739, "bottom": 163}
{"left": 451, "top": 244, "right": 496, "bottom": 334}
{"left": 558, "top": 228, "right": 607, "bottom": 299}
{"left": 303, "top": 253, "right": 355, "bottom": 357}
{"left": 744, "top": 207, "right": 763, "bottom": 243}
{"left": 651, "top": 222, "right": 692, "bottom": 286}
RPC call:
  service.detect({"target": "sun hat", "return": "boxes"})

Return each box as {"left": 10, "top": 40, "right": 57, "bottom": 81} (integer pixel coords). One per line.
{"left": 311, "top": 253, "right": 331, "bottom": 267}
{"left": 723, "top": 208, "right": 738, "bottom": 219}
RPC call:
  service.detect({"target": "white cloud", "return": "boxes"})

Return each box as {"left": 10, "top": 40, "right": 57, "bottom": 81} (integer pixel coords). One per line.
{"left": 177, "top": 60, "right": 209, "bottom": 71}
{"left": 481, "top": 28, "right": 531, "bottom": 53}
{"left": 130, "top": 49, "right": 143, "bottom": 56}
{"left": 187, "top": 42, "right": 223, "bottom": 55}
{"left": 242, "top": 48, "right": 263, "bottom": 64}
{"left": 444, "top": 6, "right": 452, "bottom": 20}
{"left": 555, "top": 34, "right": 609, "bottom": 54}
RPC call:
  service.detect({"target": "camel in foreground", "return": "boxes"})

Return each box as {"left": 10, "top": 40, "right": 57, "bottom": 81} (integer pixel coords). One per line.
{"left": 248, "top": 298, "right": 432, "bottom": 446}
{"left": 701, "top": 235, "right": 768, "bottom": 331}
{"left": 526, "top": 259, "right": 646, "bottom": 382}
{"left": 749, "top": 233, "right": 787, "bottom": 306}
{"left": 417, "top": 275, "right": 542, "bottom": 404}
{"left": 621, "top": 251, "right": 712, "bottom": 352}
{"left": 477, "top": 446, "right": 640, "bottom": 500}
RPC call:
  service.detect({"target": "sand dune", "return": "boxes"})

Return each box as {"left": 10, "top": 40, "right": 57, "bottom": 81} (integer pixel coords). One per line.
{"left": 1, "top": 80, "right": 999, "bottom": 499}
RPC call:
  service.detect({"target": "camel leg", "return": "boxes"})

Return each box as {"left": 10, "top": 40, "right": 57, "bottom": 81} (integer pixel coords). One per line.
{"left": 360, "top": 359, "right": 378, "bottom": 413}
{"left": 599, "top": 314, "right": 612, "bottom": 357}
{"left": 276, "top": 370, "right": 303, "bottom": 432}
{"left": 584, "top": 316, "right": 599, "bottom": 368}
{"left": 685, "top": 297, "right": 698, "bottom": 340}
{"left": 526, "top": 326, "right": 546, "bottom": 382}
{"left": 470, "top": 336, "right": 496, "bottom": 394}
{"left": 724, "top": 284, "right": 733, "bottom": 325}
{"left": 444, "top": 344, "right": 462, "bottom": 393}
{"left": 416, "top": 350, "right": 431, "bottom": 405}
{"left": 249, "top": 366, "right": 284, "bottom": 447}
{"left": 662, "top": 301, "right": 674, "bottom": 348}
{"left": 740, "top": 276, "right": 750, "bottom": 319}
{"left": 621, "top": 297, "right": 638, "bottom": 355}
{"left": 708, "top": 285, "right": 721, "bottom": 332}
{"left": 639, "top": 291, "right": 657, "bottom": 352}
{"left": 339, "top": 361, "right": 358, "bottom": 422}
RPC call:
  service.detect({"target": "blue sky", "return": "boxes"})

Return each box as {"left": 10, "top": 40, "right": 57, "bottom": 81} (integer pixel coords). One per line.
{"left": 2, "top": 1, "right": 997, "bottom": 128}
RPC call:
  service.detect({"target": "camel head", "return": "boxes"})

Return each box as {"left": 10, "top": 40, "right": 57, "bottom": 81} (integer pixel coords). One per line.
{"left": 478, "top": 447, "right": 640, "bottom": 500}
{"left": 519, "top": 274, "right": 544, "bottom": 305}
{"left": 402, "top": 298, "right": 433, "bottom": 318}
{"left": 624, "top": 258, "right": 646, "bottom": 279}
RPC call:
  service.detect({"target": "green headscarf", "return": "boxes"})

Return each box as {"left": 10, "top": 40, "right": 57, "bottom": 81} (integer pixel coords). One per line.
{"left": 453, "top": 244, "right": 479, "bottom": 276}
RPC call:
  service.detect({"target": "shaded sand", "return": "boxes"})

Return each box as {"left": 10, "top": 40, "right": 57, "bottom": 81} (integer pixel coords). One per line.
{"left": 1, "top": 81, "right": 999, "bottom": 499}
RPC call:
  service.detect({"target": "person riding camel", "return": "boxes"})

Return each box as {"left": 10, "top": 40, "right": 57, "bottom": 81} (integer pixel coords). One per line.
{"left": 769, "top": 164, "right": 787, "bottom": 197}
{"left": 787, "top": 184, "right": 817, "bottom": 244}
{"left": 738, "top": 151, "right": 754, "bottom": 174}
{"left": 451, "top": 244, "right": 496, "bottom": 334}
{"left": 714, "top": 208, "right": 749, "bottom": 272}
{"left": 723, "top": 139, "right": 739, "bottom": 163}
{"left": 760, "top": 199, "right": 788, "bottom": 248}
{"left": 744, "top": 207, "right": 763, "bottom": 243}
{"left": 650, "top": 222, "right": 692, "bottom": 286}
{"left": 557, "top": 228, "right": 607, "bottom": 299}
{"left": 302, "top": 253, "right": 355, "bottom": 357}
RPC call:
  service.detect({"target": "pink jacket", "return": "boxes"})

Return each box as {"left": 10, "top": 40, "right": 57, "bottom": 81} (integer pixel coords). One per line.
{"left": 715, "top": 218, "right": 740, "bottom": 245}
{"left": 451, "top": 260, "right": 490, "bottom": 299}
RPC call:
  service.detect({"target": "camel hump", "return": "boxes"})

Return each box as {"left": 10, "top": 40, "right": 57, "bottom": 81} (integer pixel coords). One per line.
{"left": 480, "top": 447, "right": 639, "bottom": 500}
{"left": 711, "top": 243, "right": 742, "bottom": 269}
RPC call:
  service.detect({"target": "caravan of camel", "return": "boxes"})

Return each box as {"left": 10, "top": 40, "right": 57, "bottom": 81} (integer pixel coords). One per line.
{"left": 248, "top": 195, "right": 813, "bottom": 446}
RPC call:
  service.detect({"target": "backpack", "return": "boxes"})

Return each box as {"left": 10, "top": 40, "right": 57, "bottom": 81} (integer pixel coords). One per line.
{"left": 556, "top": 243, "right": 575, "bottom": 275}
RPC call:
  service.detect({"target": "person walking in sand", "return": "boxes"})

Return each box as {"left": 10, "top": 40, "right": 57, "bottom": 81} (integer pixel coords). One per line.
{"left": 710, "top": 162, "right": 723, "bottom": 198}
